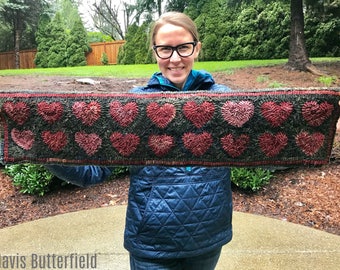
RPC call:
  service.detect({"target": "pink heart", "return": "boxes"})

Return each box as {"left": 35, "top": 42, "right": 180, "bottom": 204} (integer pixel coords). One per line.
{"left": 295, "top": 132, "right": 325, "bottom": 156}
{"left": 259, "top": 132, "right": 288, "bottom": 157}
{"left": 110, "top": 132, "right": 140, "bottom": 157}
{"left": 261, "top": 101, "right": 293, "bottom": 127}
{"left": 41, "top": 131, "right": 68, "bottom": 152}
{"left": 183, "top": 101, "right": 215, "bottom": 128}
{"left": 147, "top": 102, "right": 176, "bottom": 128}
{"left": 182, "top": 132, "right": 213, "bottom": 157}
{"left": 2, "top": 101, "right": 30, "bottom": 125}
{"left": 75, "top": 132, "right": 102, "bottom": 156}
{"left": 11, "top": 128, "right": 34, "bottom": 150}
{"left": 37, "top": 101, "right": 63, "bottom": 124}
{"left": 302, "top": 101, "right": 334, "bottom": 127}
{"left": 148, "top": 134, "right": 175, "bottom": 156}
{"left": 110, "top": 101, "right": 138, "bottom": 127}
{"left": 220, "top": 134, "right": 250, "bottom": 158}
{"left": 72, "top": 101, "right": 101, "bottom": 126}
{"left": 221, "top": 101, "right": 254, "bottom": 127}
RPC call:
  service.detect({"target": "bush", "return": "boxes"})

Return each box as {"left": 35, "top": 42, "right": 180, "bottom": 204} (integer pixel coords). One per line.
{"left": 101, "top": 52, "right": 109, "bottom": 65}
{"left": 231, "top": 167, "right": 272, "bottom": 192}
{"left": 4, "top": 164, "right": 54, "bottom": 196}
{"left": 109, "top": 166, "right": 129, "bottom": 179}
{"left": 4, "top": 164, "right": 129, "bottom": 196}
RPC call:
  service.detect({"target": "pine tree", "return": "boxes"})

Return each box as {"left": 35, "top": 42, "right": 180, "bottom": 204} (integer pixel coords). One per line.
{"left": 66, "top": 18, "right": 89, "bottom": 66}
{"left": 47, "top": 12, "right": 68, "bottom": 68}
{"left": 34, "top": 14, "right": 51, "bottom": 68}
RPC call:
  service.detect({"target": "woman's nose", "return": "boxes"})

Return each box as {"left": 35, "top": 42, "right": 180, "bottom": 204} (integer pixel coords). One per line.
{"left": 170, "top": 50, "right": 181, "bottom": 61}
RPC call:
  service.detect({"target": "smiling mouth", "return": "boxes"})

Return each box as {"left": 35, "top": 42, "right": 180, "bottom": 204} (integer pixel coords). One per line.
{"left": 168, "top": 67, "right": 184, "bottom": 71}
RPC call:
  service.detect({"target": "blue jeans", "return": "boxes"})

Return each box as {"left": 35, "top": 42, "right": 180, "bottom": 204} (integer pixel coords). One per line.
{"left": 129, "top": 247, "right": 222, "bottom": 270}
{"left": 44, "top": 165, "right": 113, "bottom": 187}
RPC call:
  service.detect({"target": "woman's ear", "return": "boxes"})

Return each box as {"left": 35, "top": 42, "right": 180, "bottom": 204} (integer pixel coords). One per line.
{"left": 194, "top": 41, "right": 202, "bottom": 59}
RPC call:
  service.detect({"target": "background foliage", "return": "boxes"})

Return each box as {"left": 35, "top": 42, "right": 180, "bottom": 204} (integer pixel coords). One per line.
{"left": 0, "top": 0, "right": 339, "bottom": 66}
{"left": 118, "top": 0, "right": 339, "bottom": 64}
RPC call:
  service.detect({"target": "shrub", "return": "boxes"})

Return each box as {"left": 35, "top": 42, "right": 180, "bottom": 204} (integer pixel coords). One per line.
{"left": 4, "top": 164, "right": 129, "bottom": 196}
{"left": 109, "top": 166, "right": 129, "bottom": 179}
{"left": 4, "top": 164, "right": 54, "bottom": 196}
{"left": 101, "top": 52, "right": 109, "bottom": 65}
{"left": 231, "top": 167, "right": 272, "bottom": 192}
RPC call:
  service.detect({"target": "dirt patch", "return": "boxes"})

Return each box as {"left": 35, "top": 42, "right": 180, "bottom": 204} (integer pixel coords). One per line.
{"left": 0, "top": 62, "right": 339, "bottom": 235}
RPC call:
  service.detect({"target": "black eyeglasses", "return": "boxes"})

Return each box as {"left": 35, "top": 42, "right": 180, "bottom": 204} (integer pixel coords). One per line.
{"left": 153, "top": 42, "right": 197, "bottom": 59}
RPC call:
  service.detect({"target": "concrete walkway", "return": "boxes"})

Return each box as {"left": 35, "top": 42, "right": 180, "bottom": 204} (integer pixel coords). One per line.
{"left": 0, "top": 205, "right": 339, "bottom": 270}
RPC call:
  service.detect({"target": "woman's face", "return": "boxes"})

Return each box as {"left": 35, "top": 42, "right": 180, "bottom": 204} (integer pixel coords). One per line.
{"left": 154, "top": 23, "right": 201, "bottom": 89}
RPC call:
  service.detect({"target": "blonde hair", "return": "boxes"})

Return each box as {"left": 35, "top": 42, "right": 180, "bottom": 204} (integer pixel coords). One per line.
{"left": 150, "top": 12, "right": 199, "bottom": 47}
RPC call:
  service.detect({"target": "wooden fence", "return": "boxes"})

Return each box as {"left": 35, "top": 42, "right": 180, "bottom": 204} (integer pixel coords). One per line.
{"left": 0, "top": 40, "right": 125, "bottom": 70}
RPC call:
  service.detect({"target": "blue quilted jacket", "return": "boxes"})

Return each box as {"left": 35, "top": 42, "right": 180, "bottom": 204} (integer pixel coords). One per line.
{"left": 124, "top": 70, "right": 233, "bottom": 259}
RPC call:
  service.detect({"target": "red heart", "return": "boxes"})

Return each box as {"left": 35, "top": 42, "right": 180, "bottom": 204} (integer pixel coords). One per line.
{"left": 302, "top": 101, "right": 334, "bottom": 127}
{"left": 75, "top": 132, "right": 102, "bottom": 156}
{"left": 183, "top": 101, "right": 215, "bottom": 128}
{"left": 37, "top": 101, "right": 63, "bottom": 124}
{"left": 72, "top": 101, "right": 101, "bottom": 126}
{"left": 148, "top": 134, "right": 175, "bottom": 156}
{"left": 182, "top": 132, "right": 213, "bottom": 157}
{"left": 110, "top": 132, "right": 140, "bottom": 157}
{"left": 147, "top": 102, "right": 176, "bottom": 128}
{"left": 110, "top": 101, "right": 138, "bottom": 127}
{"left": 261, "top": 101, "right": 293, "bottom": 127}
{"left": 11, "top": 128, "right": 34, "bottom": 150}
{"left": 295, "top": 132, "right": 325, "bottom": 156}
{"left": 2, "top": 101, "right": 30, "bottom": 125}
{"left": 259, "top": 132, "right": 288, "bottom": 157}
{"left": 41, "top": 131, "right": 68, "bottom": 152}
{"left": 220, "top": 134, "right": 250, "bottom": 158}
{"left": 221, "top": 101, "right": 254, "bottom": 127}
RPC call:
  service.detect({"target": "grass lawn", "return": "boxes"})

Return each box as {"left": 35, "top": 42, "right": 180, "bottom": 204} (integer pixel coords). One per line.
{"left": 0, "top": 58, "right": 338, "bottom": 78}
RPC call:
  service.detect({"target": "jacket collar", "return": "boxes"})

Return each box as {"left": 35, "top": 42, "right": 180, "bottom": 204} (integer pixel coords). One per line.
{"left": 147, "top": 70, "right": 216, "bottom": 91}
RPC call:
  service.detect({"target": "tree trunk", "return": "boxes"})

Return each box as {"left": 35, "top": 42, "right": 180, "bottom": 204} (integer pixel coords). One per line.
{"left": 157, "top": 0, "right": 162, "bottom": 16}
{"left": 286, "top": 0, "right": 323, "bottom": 75}
{"left": 14, "top": 28, "right": 21, "bottom": 69}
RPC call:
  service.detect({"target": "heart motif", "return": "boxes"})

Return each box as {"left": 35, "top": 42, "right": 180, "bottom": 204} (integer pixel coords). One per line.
{"left": 11, "top": 128, "right": 34, "bottom": 150}
{"left": 295, "top": 131, "right": 325, "bottom": 156}
{"left": 302, "top": 101, "right": 334, "bottom": 127}
{"left": 221, "top": 101, "right": 254, "bottom": 128}
{"left": 41, "top": 131, "right": 68, "bottom": 152}
{"left": 220, "top": 134, "right": 250, "bottom": 158}
{"left": 261, "top": 101, "right": 293, "bottom": 127}
{"left": 72, "top": 101, "right": 101, "bottom": 126}
{"left": 148, "top": 134, "right": 175, "bottom": 156}
{"left": 183, "top": 101, "right": 215, "bottom": 128}
{"left": 75, "top": 132, "right": 102, "bottom": 156}
{"left": 2, "top": 101, "right": 30, "bottom": 125}
{"left": 110, "top": 101, "right": 138, "bottom": 127}
{"left": 182, "top": 132, "right": 213, "bottom": 157}
{"left": 259, "top": 132, "right": 288, "bottom": 157}
{"left": 37, "top": 101, "right": 63, "bottom": 124}
{"left": 147, "top": 102, "right": 176, "bottom": 128}
{"left": 110, "top": 132, "right": 140, "bottom": 157}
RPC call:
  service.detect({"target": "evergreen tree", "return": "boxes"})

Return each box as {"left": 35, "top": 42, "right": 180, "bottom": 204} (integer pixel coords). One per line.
{"left": 34, "top": 14, "right": 51, "bottom": 68}
{"left": 46, "top": 12, "right": 68, "bottom": 67}
{"left": 133, "top": 21, "right": 152, "bottom": 64}
{"left": 0, "top": 0, "right": 48, "bottom": 68}
{"left": 118, "top": 23, "right": 138, "bottom": 64}
{"left": 66, "top": 17, "right": 89, "bottom": 66}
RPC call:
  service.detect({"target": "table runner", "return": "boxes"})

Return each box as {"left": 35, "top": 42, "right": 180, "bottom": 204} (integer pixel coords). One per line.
{"left": 1, "top": 88, "right": 339, "bottom": 167}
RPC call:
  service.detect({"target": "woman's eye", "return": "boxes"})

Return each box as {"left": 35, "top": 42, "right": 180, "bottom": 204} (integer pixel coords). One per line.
{"left": 160, "top": 47, "right": 172, "bottom": 52}
{"left": 178, "top": 45, "right": 189, "bottom": 52}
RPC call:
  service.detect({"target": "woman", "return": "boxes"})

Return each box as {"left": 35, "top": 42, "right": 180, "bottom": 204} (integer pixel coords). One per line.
{"left": 46, "top": 12, "right": 232, "bottom": 270}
